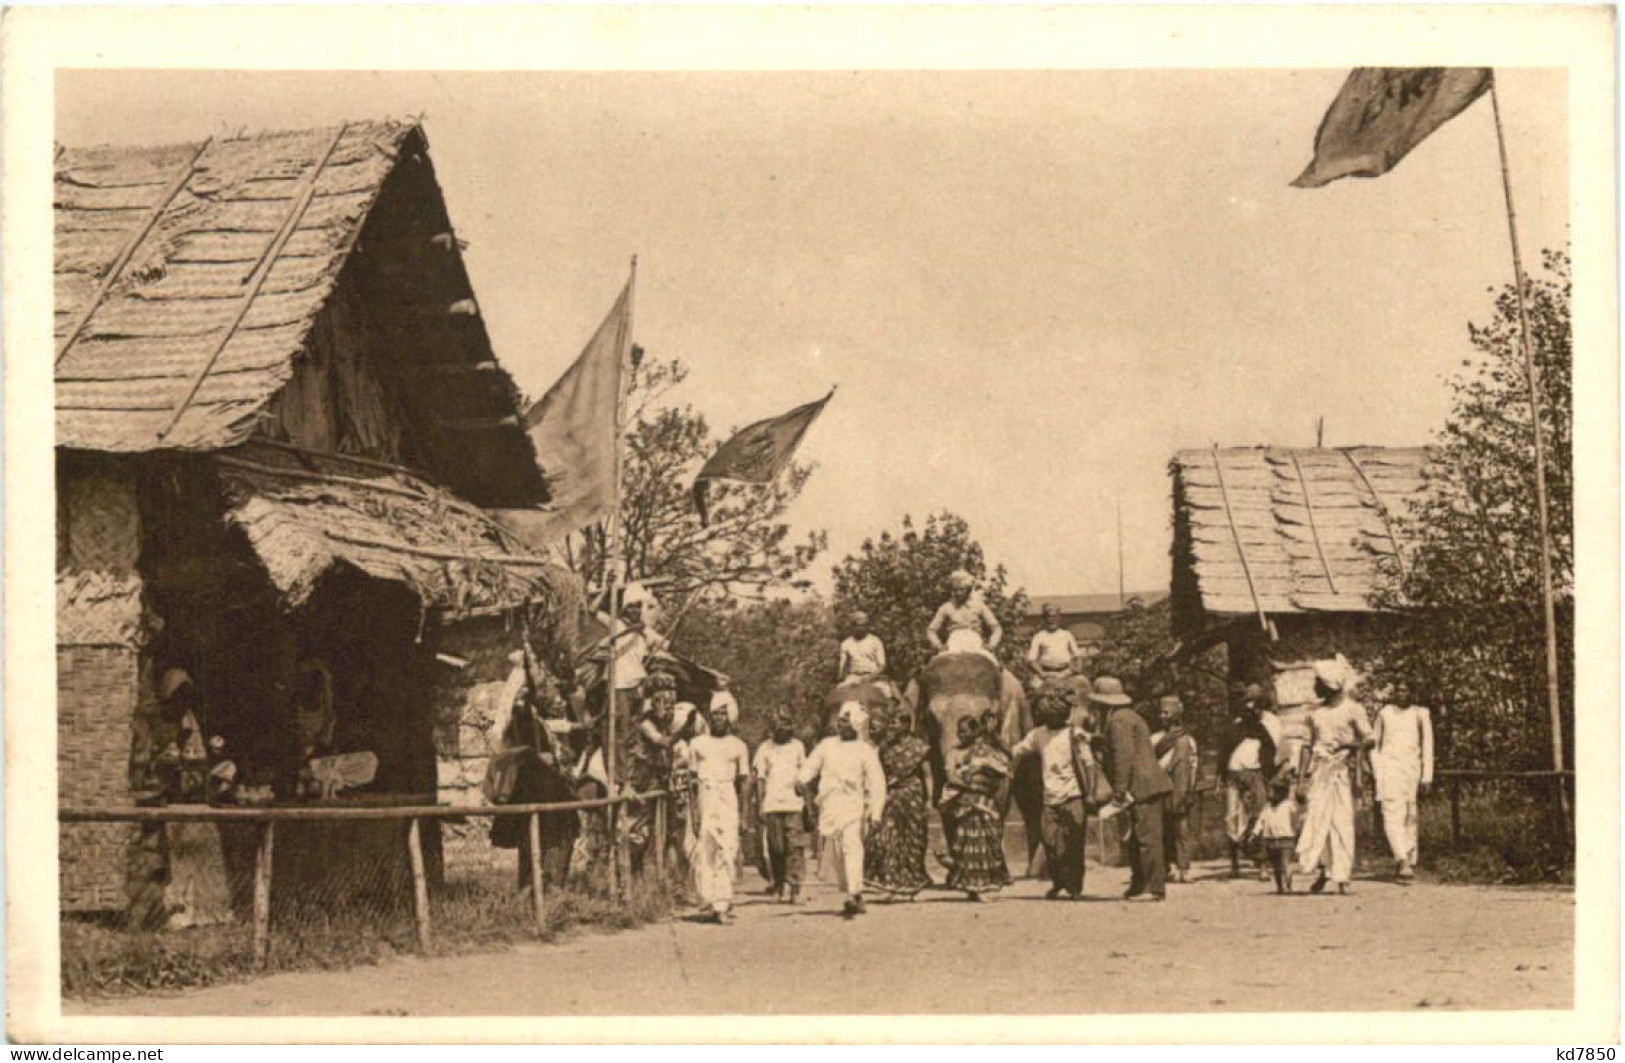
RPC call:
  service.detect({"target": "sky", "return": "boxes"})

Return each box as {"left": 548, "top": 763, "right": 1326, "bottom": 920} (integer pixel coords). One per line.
{"left": 57, "top": 69, "right": 1568, "bottom": 599}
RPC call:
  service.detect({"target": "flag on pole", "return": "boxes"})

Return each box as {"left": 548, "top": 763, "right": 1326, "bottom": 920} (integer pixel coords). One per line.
{"left": 517, "top": 277, "right": 632, "bottom": 545}
{"left": 691, "top": 389, "right": 834, "bottom": 525}
{"left": 1292, "top": 68, "right": 1492, "bottom": 188}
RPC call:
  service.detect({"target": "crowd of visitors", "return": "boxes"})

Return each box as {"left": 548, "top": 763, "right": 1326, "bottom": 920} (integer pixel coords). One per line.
{"left": 489, "top": 574, "right": 1437, "bottom": 924}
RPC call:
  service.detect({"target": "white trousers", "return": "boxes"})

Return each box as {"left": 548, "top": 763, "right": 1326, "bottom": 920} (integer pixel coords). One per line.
{"left": 693, "top": 783, "right": 739, "bottom": 912}
{"left": 1296, "top": 757, "right": 1356, "bottom": 884}
{"left": 826, "top": 820, "right": 865, "bottom": 897}
{"left": 1381, "top": 795, "right": 1420, "bottom": 865}
{"left": 693, "top": 829, "right": 736, "bottom": 911}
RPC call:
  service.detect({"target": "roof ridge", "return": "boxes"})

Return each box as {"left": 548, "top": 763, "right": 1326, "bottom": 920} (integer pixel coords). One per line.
{"left": 56, "top": 117, "right": 418, "bottom": 158}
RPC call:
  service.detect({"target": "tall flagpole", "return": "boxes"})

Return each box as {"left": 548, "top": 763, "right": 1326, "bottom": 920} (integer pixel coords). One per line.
{"left": 1489, "top": 77, "right": 1569, "bottom": 831}
{"left": 1116, "top": 496, "right": 1125, "bottom": 609}
{"left": 603, "top": 255, "right": 637, "bottom": 895}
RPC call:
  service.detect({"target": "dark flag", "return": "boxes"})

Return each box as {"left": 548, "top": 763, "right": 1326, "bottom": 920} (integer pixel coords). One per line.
{"left": 1293, "top": 68, "right": 1492, "bottom": 188}
{"left": 691, "top": 389, "right": 834, "bottom": 525}
{"left": 513, "top": 277, "right": 631, "bottom": 546}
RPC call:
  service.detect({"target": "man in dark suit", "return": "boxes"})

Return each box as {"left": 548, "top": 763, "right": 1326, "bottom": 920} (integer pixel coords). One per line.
{"left": 1092, "top": 676, "right": 1174, "bottom": 901}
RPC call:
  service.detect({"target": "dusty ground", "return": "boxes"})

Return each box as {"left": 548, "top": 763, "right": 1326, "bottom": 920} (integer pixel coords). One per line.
{"left": 70, "top": 856, "right": 1572, "bottom": 1017}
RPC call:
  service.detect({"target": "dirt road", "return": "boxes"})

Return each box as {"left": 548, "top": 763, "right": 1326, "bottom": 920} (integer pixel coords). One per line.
{"left": 72, "top": 859, "right": 1572, "bottom": 1017}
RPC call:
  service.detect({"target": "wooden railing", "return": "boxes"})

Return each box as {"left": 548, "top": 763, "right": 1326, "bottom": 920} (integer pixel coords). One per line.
{"left": 59, "top": 791, "right": 670, "bottom": 967}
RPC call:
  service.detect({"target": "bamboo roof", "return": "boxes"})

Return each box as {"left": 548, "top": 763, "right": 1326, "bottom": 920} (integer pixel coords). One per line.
{"left": 1170, "top": 446, "right": 1436, "bottom": 619}
{"left": 217, "top": 443, "right": 578, "bottom": 618}
{"left": 54, "top": 119, "right": 547, "bottom": 508}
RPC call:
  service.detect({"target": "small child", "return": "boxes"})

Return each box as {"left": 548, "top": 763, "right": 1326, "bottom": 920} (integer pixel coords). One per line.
{"left": 1253, "top": 777, "right": 1299, "bottom": 894}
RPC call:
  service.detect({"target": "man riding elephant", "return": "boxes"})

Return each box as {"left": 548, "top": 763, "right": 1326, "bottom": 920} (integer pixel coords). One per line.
{"left": 927, "top": 570, "right": 1003, "bottom": 660}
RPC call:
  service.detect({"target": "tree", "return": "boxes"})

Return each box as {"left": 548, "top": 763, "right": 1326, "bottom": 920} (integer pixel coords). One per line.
{"left": 561, "top": 357, "right": 828, "bottom": 602}
{"left": 831, "top": 512, "right": 1029, "bottom": 680}
{"left": 667, "top": 597, "right": 838, "bottom": 747}
{"left": 1374, "top": 248, "right": 1572, "bottom": 772}
{"left": 1092, "top": 597, "right": 1229, "bottom": 744}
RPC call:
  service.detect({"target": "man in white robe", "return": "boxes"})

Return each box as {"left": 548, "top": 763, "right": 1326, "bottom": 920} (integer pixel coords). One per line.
{"left": 684, "top": 706, "right": 751, "bottom": 923}
{"left": 1372, "top": 684, "right": 1435, "bottom": 880}
{"left": 797, "top": 702, "right": 886, "bottom": 917}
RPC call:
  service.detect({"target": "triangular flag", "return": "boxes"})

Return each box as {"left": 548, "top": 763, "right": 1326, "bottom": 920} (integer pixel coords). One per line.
{"left": 1293, "top": 68, "right": 1492, "bottom": 188}
{"left": 691, "top": 389, "right": 833, "bottom": 525}
{"left": 519, "top": 277, "right": 632, "bottom": 546}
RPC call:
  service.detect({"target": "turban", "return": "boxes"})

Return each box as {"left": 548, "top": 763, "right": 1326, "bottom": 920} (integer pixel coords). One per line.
{"left": 837, "top": 701, "right": 868, "bottom": 730}
{"left": 1313, "top": 655, "right": 1358, "bottom": 693}
{"left": 710, "top": 688, "right": 739, "bottom": 723}
{"left": 643, "top": 672, "right": 676, "bottom": 695}
{"left": 159, "top": 669, "right": 194, "bottom": 701}
{"left": 949, "top": 569, "right": 975, "bottom": 589}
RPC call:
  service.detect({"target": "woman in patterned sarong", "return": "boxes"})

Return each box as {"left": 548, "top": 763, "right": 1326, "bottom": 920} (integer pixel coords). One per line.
{"left": 863, "top": 705, "right": 934, "bottom": 899}
{"left": 940, "top": 713, "right": 1013, "bottom": 900}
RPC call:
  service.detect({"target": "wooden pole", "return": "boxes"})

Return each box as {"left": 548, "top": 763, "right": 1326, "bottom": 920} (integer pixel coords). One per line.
{"left": 603, "top": 255, "right": 638, "bottom": 898}
{"left": 653, "top": 794, "right": 667, "bottom": 880}
{"left": 252, "top": 821, "right": 274, "bottom": 969}
{"left": 1116, "top": 497, "right": 1125, "bottom": 609}
{"left": 1489, "top": 78, "right": 1570, "bottom": 834}
{"left": 1449, "top": 778, "right": 1463, "bottom": 848}
{"left": 407, "top": 817, "right": 432, "bottom": 952}
{"left": 527, "top": 812, "right": 546, "bottom": 931}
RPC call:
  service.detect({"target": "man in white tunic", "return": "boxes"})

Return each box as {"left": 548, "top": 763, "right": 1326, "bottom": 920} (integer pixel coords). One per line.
{"left": 797, "top": 702, "right": 887, "bottom": 917}
{"left": 684, "top": 706, "right": 751, "bottom": 923}
{"left": 1372, "top": 682, "right": 1434, "bottom": 880}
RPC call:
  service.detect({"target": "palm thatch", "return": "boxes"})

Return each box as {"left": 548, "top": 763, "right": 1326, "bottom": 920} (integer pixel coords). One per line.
{"left": 1171, "top": 446, "right": 1437, "bottom": 626}
{"left": 217, "top": 443, "right": 577, "bottom": 619}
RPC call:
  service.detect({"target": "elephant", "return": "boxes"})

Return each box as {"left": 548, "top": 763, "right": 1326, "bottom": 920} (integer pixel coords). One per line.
{"left": 903, "top": 652, "right": 1037, "bottom": 871}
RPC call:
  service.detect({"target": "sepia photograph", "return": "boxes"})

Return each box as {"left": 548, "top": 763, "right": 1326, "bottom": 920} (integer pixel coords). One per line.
{"left": 4, "top": 3, "right": 1618, "bottom": 1046}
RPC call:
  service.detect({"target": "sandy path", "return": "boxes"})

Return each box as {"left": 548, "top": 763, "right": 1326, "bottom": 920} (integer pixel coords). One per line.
{"left": 70, "top": 859, "right": 1572, "bottom": 1017}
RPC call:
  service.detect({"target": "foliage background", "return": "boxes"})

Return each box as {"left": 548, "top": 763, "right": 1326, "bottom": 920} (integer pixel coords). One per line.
{"left": 1373, "top": 249, "right": 1573, "bottom": 775}
{"left": 830, "top": 512, "right": 1030, "bottom": 683}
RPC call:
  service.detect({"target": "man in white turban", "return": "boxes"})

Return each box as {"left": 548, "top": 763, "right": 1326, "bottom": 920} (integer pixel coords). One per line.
{"left": 1296, "top": 656, "right": 1374, "bottom": 895}
{"left": 797, "top": 702, "right": 886, "bottom": 917}
{"left": 927, "top": 569, "right": 1002, "bottom": 660}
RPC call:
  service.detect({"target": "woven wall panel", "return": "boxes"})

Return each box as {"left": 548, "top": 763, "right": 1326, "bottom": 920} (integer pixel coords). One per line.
{"left": 57, "top": 646, "right": 141, "bottom": 912}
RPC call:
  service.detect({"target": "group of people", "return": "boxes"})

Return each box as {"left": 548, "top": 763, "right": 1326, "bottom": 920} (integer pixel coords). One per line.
{"left": 498, "top": 571, "right": 1438, "bottom": 924}
{"left": 1215, "top": 661, "right": 1436, "bottom": 894}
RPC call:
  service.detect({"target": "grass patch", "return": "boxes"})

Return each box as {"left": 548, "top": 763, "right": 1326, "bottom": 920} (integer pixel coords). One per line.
{"left": 63, "top": 870, "right": 676, "bottom": 1001}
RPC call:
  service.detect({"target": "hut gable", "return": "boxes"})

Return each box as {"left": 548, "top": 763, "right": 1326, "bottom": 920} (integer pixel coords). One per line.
{"left": 54, "top": 120, "right": 546, "bottom": 508}
{"left": 1170, "top": 446, "right": 1437, "bottom": 632}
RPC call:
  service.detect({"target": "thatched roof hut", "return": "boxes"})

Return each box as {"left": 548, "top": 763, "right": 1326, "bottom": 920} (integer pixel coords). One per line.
{"left": 54, "top": 119, "right": 579, "bottom": 915}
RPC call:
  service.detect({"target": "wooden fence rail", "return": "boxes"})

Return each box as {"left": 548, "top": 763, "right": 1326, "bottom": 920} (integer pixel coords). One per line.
{"left": 59, "top": 792, "right": 669, "bottom": 968}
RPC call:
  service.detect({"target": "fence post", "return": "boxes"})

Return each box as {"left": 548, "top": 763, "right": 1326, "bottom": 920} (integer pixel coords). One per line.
{"left": 653, "top": 794, "right": 667, "bottom": 880}
{"left": 252, "top": 821, "right": 275, "bottom": 969}
{"left": 407, "top": 817, "right": 432, "bottom": 952}
{"left": 1449, "top": 779, "right": 1462, "bottom": 849}
{"left": 527, "top": 811, "right": 546, "bottom": 932}
{"left": 615, "top": 799, "right": 633, "bottom": 894}
{"left": 606, "top": 803, "right": 620, "bottom": 896}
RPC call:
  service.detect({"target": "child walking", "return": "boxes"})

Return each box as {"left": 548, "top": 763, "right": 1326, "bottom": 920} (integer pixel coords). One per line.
{"left": 1254, "top": 776, "right": 1300, "bottom": 894}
